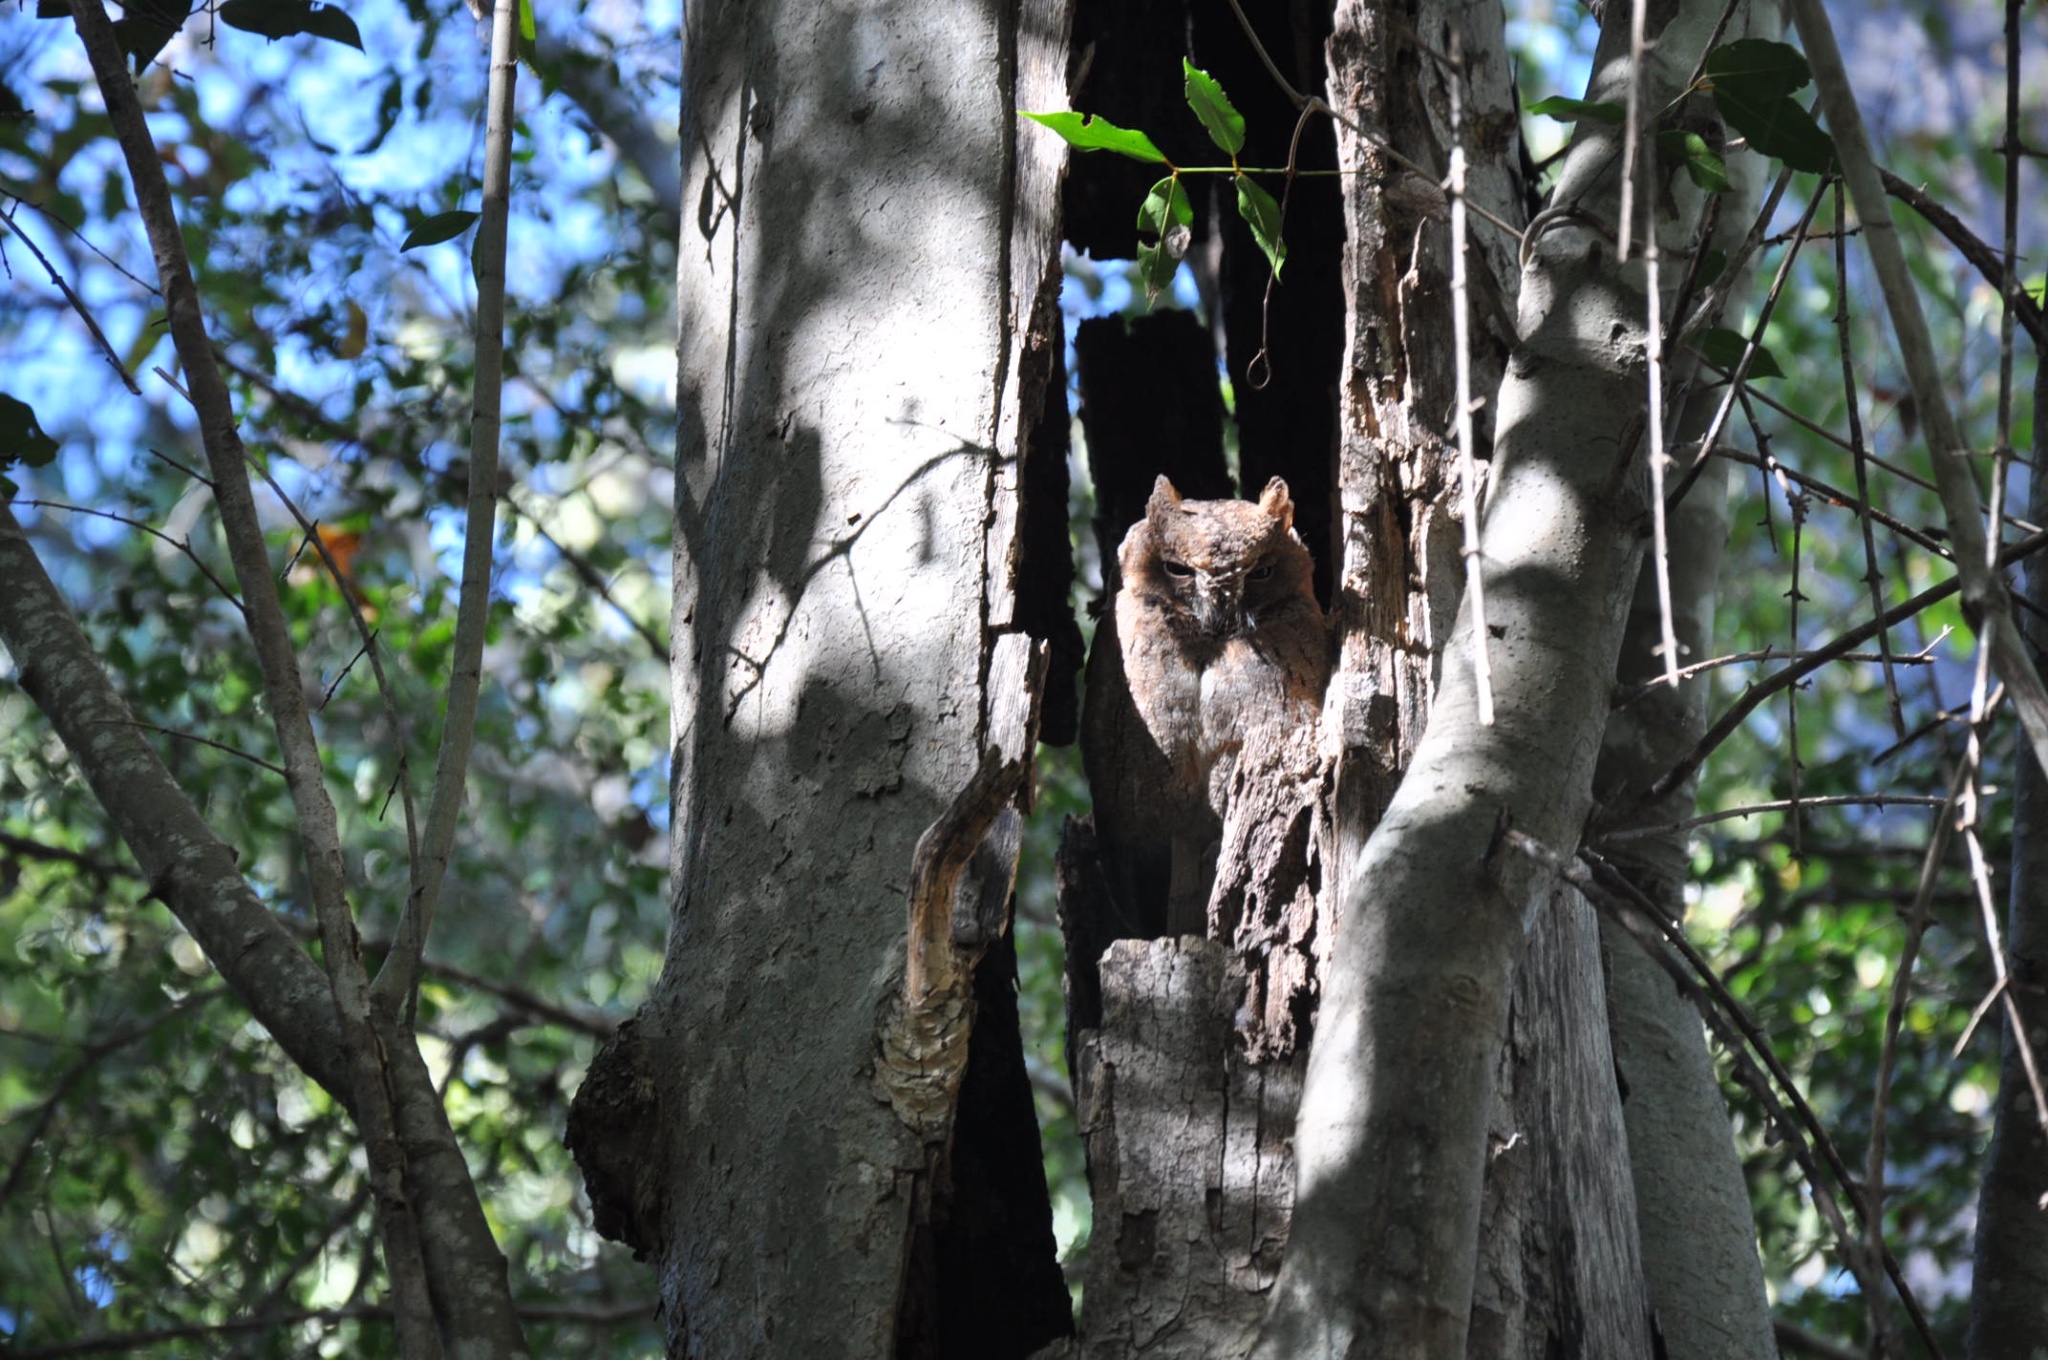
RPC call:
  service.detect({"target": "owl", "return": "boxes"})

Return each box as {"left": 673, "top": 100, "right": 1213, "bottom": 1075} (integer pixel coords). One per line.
{"left": 1114, "top": 476, "right": 1329, "bottom": 936}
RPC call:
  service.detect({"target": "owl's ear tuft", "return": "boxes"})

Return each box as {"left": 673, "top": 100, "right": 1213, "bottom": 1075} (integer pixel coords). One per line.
{"left": 1149, "top": 476, "right": 1185, "bottom": 514}
{"left": 1258, "top": 477, "right": 1294, "bottom": 529}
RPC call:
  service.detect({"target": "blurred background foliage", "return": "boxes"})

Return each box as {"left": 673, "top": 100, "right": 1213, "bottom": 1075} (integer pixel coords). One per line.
{"left": 0, "top": 0, "right": 2040, "bottom": 1353}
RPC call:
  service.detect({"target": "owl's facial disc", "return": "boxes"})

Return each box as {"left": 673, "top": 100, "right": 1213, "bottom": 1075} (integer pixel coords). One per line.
{"left": 1190, "top": 570, "right": 1244, "bottom": 638}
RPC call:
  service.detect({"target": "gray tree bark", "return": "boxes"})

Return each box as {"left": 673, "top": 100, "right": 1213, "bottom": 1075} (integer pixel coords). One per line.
{"left": 567, "top": 1, "right": 1074, "bottom": 1355}
{"left": 1966, "top": 357, "right": 2048, "bottom": 1360}
{"left": 1259, "top": 0, "right": 1784, "bottom": 1352}
{"left": 1591, "top": 436, "right": 1775, "bottom": 1360}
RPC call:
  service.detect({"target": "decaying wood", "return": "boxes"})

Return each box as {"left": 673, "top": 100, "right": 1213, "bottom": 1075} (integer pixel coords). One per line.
{"left": 1073, "top": 938, "right": 1303, "bottom": 1357}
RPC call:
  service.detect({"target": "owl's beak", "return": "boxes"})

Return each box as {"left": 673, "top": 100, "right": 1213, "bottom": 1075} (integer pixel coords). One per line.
{"left": 1192, "top": 576, "right": 1244, "bottom": 637}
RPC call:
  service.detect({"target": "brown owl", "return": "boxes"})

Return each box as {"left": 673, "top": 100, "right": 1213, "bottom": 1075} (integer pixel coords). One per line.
{"left": 1114, "top": 476, "right": 1329, "bottom": 936}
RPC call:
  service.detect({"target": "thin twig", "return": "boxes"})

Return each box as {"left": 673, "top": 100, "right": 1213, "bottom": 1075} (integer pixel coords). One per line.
{"left": 15, "top": 500, "right": 243, "bottom": 612}
{"left": 1783, "top": 490, "right": 1808, "bottom": 857}
{"left": 1705, "top": 445, "right": 1950, "bottom": 558}
{"left": 0, "top": 183, "right": 160, "bottom": 295}
{"left": 1864, "top": 761, "right": 1965, "bottom": 1320}
{"left": 1832, "top": 180, "right": 1907, "bottom": 737}
{"left": 1642, "top": 528, "right": 2048, "bottom": 804}
{"left": 1595, "top": 793, "right": 1950, "bottom": 842}
{"left": 372, "top": 0, "right": 520, "bottom": 1019}
{"left": 1792, "top": 0, "right": 2048, "bottom": 776}
{"left": 1446, "top": 33, "right": 1494, "bottom": 725}
{"left": 96, "top": 718, "right": 288, "bottom": 777}
{"left": 0, "top": 206, "right": 140, "bottom": 393}
{"left": 1879, "top": 169, "right": 2044, "bottom": 347}
{"left": 240, "top": 460, "right": 420, "bottom": 872}
{"left": 1614, "top": 645, "right": 1933, "bottom": 707}
{"left": 1672, "top": 174, "right": 1830, "bottom": 518}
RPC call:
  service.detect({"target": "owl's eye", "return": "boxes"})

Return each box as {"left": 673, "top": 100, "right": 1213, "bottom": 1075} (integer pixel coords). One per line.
{"left": 1162, "top": 560, "right": 1194, "bottom": 580}
{"left": 1248, "top": 561, "right": 1275, "bottom": 582}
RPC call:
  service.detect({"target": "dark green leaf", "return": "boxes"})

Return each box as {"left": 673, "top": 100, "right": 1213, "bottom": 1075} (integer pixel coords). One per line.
{"left": 1705, "top": 39, "right": 1812, "bottom": 104}
{"left": 1706, "top": 40, "right": 1834, "bottom": 172}
{"left": 0, "top": 392, "right": 60, "bottom": 469}
{"left": 402, "top": 210, "right": 481, "bottom": 251}
{"left": 1019, "top": 111, "right": 1168, "bottom": 164}
{"left": 1657, "top": 129, "right": 1729, "bottom": 193}
{"left": 1697, "top": 327, "right": 1785, "bottom": 379}
{"left": 218, "top": 0, "right": 364, "bottom": 51}
{"left": 1183, "top": 60, "right": 1245, "bottom": 157}
{"left": 1526, "top": 95, "right": 1625, "bottom": 124}
{"left": 112, "top": 16, "right": 181, "bottom": 71}
{"left": 1696, "top": 248, "right": 1728, "bottom": 287}
{"left": 1135, "top": 174, "right": 1192, "bottom": 302}
{"left": 1715, "top": 90, "right": 1835, "bottom": 172}
{"left": 1235, "top": 173, "right": 1287, "bottom": 280}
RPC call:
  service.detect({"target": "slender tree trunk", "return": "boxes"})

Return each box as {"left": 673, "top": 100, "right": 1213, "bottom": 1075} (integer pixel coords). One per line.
{"left": 1966, "top": 356, "right": 2048, "bottom": 1359}
{"left": 1260, "top": 0, "right": 1784, "bottom": 1351}
{"left": 1591, "top": 408, "right": 1775, "bottom": 1359}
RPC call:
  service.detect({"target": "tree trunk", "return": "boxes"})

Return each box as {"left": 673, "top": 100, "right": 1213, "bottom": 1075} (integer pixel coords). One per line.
{"left": 1966, "top": 354, "right": 2048, "bottom": 1359}
{"left": 1261, "top": 0, "right": 1784, "bottom": 1352}
{"left": 568, "top": 2, "right": 1076, "bottom": 1354}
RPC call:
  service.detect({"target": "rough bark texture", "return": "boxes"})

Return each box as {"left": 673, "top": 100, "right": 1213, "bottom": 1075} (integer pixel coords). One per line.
{"left": 1966, "top": 358, "right": 2048, "bottom": 1359}
{"left": 1059, "top": 3, "right": 1347, "bottom": 1345}
{"left": 1471, "top": 882, "right": 1653, "bottom": 1358}
{"left": 1260, "top": 0, "right": 1780, "bottom": 1351}
{"left": 567, "top": 2, "right": 1073, "bottom": 1353}
{"left": 1321, "top": 0, "right": 1525, "bottom": 917}
{"left": 1072, "top": 939, "right": 1302, "bottom": 1356}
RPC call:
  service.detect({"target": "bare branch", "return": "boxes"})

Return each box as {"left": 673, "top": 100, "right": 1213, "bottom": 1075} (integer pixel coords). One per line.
{"left": 0, "top": 504, "right": 351, "bottom": 1101}
{"left": 1595, "top": 793, "right": 1950, "bottom": 842}
{"left": 1831, "top": 181, "right": 1907, "bottom": 735}
{"left": 374, "top": 0, "right": 522, "bottom": 1017}
{"left": 1792, "top": 0, "right": 2048, "bottom": 777}
{"left": 1446, "top": 34, "right": 1494, "bottom": 724}
{"left": 62, "top": 3, "right": 450, "bottom": 1349}
{"left": 0, "top": 204, "right": 139, "bottom": 393}
{"left": 1643, "top": 528, "right": 2048, "bottom": 805}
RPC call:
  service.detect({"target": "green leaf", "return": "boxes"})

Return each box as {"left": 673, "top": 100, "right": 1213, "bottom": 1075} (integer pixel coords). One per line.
{"left": 1705, "top": 39, "right": 1835, "bottom": 172}
{"left": 1135, "top": 174, "right": 1193, "bottom": 302}
{"left": 0, "top": 392, "right": 60, "bottom": 470}
{"left": 402, "top": 209, "right": 481, "bottom": 251}
{"left": 1696, "top": 327, "right": 1785, "bottom": 379}
{"left": 1526, "top": 95, "right": 1625, "bottom": 124}
{"left": 1704, "top": 39, "right": 1812, "bottom": 104}
{"left": 1235, "top": 173, "right": 1287, "bottom": 280}
{"left": 218, "top": 0, "right": 365, "bottom": 51}
{"left": 518, "top": 0, "right": 535, "bottom": 42}
{"left": 112, "top": 16, "right": 181, "bottom": 70}
{"left": 1696, "top": 248, "right": 1728, "bottom": 288}
{"left": 1182, "top": 60, "right": 1245, "bottom": 157}
{"left": 1019, "top": 111, "right": 1168, "bottom": 164}
{"left": 1715, "top": 91, "right": 1835, "bottom": 172}
{"left": 1656, "top": 129, "right": 1729, "bottom": 193}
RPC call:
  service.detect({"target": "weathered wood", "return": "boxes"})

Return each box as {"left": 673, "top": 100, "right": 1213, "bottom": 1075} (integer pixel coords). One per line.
{"left": 1073, "top": 938, "right": 1302, "bottom": 1357}
{"left": 584, "top": 0, "right": 1076, "bottom": 1351}
{"left": 1473, "top": 883, "right": 1655, "bottom": 1357}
